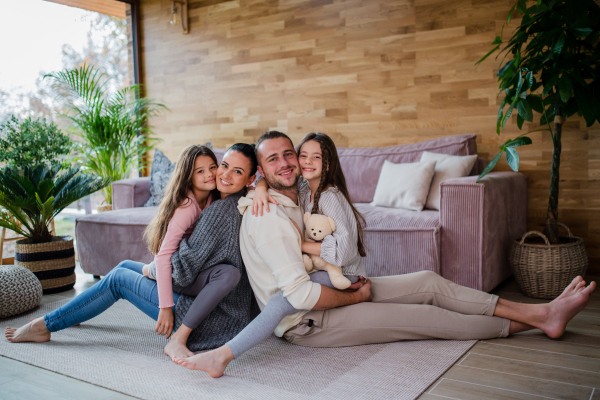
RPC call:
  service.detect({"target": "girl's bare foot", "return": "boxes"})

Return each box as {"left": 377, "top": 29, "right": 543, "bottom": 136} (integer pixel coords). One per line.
{"left": 538, "top": 281, "right": 596, "bottom": 339}
{"left": 173, "top": 345, "right": 234, "bottom": 378}
{"left": 553, "top": 276, "right": 585, "bottom": 302}
{"left": 164, "top": 339, "right": 194, "bottom": 360}
{"left": 5, "top": 317, "right": 51, "bottom": 343}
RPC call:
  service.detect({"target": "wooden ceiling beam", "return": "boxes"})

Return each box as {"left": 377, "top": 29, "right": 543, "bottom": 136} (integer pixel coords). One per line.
{"left": 44, "top": 0, "right": 127, "bottom": 19}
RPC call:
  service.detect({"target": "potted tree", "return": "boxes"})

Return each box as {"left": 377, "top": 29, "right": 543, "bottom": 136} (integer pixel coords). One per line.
{"left": 45, "top": 64, "right": 168, "bottom": 210}
{"left": 476, "top": 0, "right": 599, "bottom": 298}
{"left": 0, "top": 117, "right": 109, "bottom": 293}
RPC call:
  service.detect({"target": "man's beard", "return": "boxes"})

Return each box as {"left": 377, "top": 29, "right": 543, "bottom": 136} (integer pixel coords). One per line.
{"left": 264, "top": 167, "right": 300, "bottom": 191}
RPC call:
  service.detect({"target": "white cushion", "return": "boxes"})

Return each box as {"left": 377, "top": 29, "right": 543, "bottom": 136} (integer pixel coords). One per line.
{"left": 420, "top": 151, "right": 478, "bottom": 210}
{"left": 371, "top": 160, "right": 437, "bottom": 211}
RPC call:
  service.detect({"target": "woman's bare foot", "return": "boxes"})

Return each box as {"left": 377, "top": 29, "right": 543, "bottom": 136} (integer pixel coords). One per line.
{"left": 5, "top": 317, "right": 51, "bottom": 343}
{"left": 553, "top": 276, "right": 585, "bottom": 302}
{"left": 173, "top": 345, "right": 234, "bottom": 378}
{"left": 538, "top": 281, "right": 596, "bottom": 339}
{"left": 164, "top": 338, "right": 194, "bottom": 360}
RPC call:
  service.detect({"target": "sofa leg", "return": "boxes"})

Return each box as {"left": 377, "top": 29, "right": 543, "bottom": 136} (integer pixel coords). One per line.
{"left": 93, "top": 275, "right": 100, "bottom": 279}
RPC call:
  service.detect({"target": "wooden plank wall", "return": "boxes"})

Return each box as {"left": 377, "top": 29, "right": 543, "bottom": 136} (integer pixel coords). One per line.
{"left": 138, "top": 0, "right": 600, "bottom": 273}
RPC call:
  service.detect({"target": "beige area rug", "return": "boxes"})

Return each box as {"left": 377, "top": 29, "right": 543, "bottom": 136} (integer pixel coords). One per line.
{"left": 1, "top": 300, "right": 476, "bottom": 400}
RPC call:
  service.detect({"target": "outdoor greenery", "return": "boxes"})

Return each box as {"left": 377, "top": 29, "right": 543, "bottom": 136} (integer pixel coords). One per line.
{"left": 0, "top": 116, "right": 72, "bottom": 170}
{"left": 45, "top": 64, "right": 167, "bottom": 205}
{"left": 476, "top": 0, "right": 600, "bottom": 243}
{"left": 0, "top": 164, "right": 109, "bottom": 243}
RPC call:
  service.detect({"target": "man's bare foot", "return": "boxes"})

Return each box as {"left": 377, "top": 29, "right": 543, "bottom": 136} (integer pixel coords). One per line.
{"left": 173, "top": 345, "right": 234, "bottom": 378}
{"left": 164, "top": 339, "right": 194, "bottom": 360}
{"left": 5, "top": 317, "right": 51, "bottom": 343}
{"left": 539, "top": 281, "right": 596, "bottom": 339}
{"left": 553, "top": 276, "right": 585, "bottom": 302}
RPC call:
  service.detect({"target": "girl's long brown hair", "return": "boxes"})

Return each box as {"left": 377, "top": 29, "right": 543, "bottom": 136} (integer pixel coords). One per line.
{"left": 144, "top": 145, "right": 219, "bottom": 255}
{"left": 298, "top": 133, "right": 367, "bottom": 257}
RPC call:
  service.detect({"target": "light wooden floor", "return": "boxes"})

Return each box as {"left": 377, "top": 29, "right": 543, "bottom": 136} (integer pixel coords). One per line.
{"left": 419, "top": 274, "right": 600, "bottom": 400}
{"left": 1, "top": 268, "right": 598, "bottom": 400}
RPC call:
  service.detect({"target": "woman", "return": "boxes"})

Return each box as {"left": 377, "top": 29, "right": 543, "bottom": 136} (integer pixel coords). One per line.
{"left": 5, "top": 144, "right": 259, "bottom": 356}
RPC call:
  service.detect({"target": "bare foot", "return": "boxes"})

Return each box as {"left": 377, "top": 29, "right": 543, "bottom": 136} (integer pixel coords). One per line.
{"left": 5, "top": 317, "right": 51, "bottom": 343}
{"left": 553, "top": 276, "right": 585, "bottom": 302}
{"left": 539, "top": 281, "right": 596, "bottom": 339}
{"left": 164, "top": 339, "right": 194, "bottom": 360}
{"left": 173, "top": 345, "right": 234, "bottom": 378}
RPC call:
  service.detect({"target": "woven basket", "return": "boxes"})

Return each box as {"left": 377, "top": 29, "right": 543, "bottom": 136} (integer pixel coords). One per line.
{"left": 14, "top": 236, "right": 76, "bottom": 294}
{"left": 509, "top": 223, "right": 588, "bottom": 299}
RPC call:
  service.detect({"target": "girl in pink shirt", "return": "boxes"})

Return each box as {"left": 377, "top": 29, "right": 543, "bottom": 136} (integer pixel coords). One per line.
{"left": 143, "top": 145, "right": 239, "bottom": 359}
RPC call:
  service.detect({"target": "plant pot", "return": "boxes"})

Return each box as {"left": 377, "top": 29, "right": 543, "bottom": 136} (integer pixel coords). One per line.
{"left": 14, "top": 236, "right": 76, "bottom": 294}
{"left": 509, "top": 223, "right": 588, "bottom": 299}
{"left": 97, "top": 204, "right": 112, "bottom": 212}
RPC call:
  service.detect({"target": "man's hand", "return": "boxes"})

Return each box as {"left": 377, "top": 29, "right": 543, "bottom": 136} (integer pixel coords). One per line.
{"left": 344, "top": 276, "right": 366, "bottom": 292}
{"left": 155, "top": 307, "right": 174, "bottom": 338}
{"left": 354, "top": 278, "right": 372, "bottom": 302}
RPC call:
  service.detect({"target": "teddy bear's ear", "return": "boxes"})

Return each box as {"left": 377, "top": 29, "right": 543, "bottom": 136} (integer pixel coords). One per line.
{"left": 327, "top": 217, "right": 336, "bottom": 232}
{"left": 304, "top": 212, "right": 311, "bottom": 224}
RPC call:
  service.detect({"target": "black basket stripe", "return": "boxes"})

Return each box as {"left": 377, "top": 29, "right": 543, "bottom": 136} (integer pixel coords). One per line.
{"left": 15, "top": 248, "right": 75, "bottom": 262}
{"left": 34, "top": 266, "right": 76, "bottom": 281}
{"left": 43, "top": 282, "right": 76, "bottom": 295}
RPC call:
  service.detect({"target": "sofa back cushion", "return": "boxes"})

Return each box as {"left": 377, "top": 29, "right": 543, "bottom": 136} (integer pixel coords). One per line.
{"left": 337, "top": 134, "right": 477, "bottom": 203}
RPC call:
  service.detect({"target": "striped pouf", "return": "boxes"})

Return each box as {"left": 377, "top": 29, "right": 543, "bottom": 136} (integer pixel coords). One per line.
{"left": 15, "top": 236, "right": 76, "bottom": 294}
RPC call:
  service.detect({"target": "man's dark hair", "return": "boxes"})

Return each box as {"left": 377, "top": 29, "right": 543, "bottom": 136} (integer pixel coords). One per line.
{"left": 255, "top": 131, "right": 294, "bottom": 165}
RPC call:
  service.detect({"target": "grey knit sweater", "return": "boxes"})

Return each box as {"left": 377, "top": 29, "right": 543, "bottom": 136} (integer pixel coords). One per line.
{"left": 170, "top": 190, "right": 257, "bottom": 351}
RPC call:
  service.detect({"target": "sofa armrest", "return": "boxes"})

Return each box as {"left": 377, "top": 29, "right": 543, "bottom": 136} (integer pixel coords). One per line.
{"left": 112, "top": 178, "right": 151, "bottom": 210}
{"left": 439, "top": 172, "right": 527, "bottom": 292}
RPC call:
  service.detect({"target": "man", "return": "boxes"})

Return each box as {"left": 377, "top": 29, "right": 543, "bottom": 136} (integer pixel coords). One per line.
{"left": 174, "top": 131, "right": 596, "bottom": 377}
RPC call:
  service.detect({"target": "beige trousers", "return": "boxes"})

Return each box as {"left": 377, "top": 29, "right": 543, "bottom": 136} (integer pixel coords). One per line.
{"left": 284, "top": 270, "right": 511, "bottom": 347}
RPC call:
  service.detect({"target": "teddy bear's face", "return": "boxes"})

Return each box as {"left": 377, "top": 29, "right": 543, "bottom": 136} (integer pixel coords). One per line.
{"left": 304, "top": 213, "right": 336, "bottom": 242}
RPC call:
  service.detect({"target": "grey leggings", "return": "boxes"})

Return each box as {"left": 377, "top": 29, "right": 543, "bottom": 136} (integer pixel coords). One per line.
{"left": 227, "top": 272, "right": 359, "bottom": 358}
{"left": 149, "top": 262, "right": 240, "bottom": 330}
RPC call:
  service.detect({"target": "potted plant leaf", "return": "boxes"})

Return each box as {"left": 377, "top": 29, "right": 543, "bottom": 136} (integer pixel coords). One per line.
{"left": 45, "top": 64, "right": 168, "bottom": 210}
{"left": 476, "top": 0, "right": 599, "bottom": 298}
{"left": 0, "top": 117, "right": 109, "bottom": 293}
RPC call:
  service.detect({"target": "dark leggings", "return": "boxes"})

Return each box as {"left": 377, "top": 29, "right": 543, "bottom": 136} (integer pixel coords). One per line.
{"left": 172, "top": 264, "right": 240, "bottom": 329}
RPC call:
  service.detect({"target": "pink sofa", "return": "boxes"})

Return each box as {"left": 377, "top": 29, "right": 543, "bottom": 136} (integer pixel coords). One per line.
{"left": 76, "top": 134, "right": 527, "bottom": 292}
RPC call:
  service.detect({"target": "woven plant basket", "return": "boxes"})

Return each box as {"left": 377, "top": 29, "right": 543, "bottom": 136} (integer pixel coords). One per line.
{"left": 14, "top": 236, "right": 76, "bottom": 294}
{"left": 510, "top": 223, "right": 588, "bottom": 299}
{"left": 97, "top": 204, "right": 112, "bottom": 212}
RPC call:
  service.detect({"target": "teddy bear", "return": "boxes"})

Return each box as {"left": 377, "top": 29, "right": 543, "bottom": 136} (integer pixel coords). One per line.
{"left": 302, "top": 212, "right": 352, "bottom": 290}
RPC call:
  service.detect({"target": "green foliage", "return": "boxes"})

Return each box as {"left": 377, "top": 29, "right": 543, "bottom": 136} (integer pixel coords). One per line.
{"left": 0, "top": 116, "right": 73, "bottom": 170}
{"left": 476, "top": 0, "right": 599, "bottom": 182}
{"left": 0, "top": 164, "right": 109, "bottom": 243}
{"left": 45, "top": 64, "right": 168, "bottom": 204}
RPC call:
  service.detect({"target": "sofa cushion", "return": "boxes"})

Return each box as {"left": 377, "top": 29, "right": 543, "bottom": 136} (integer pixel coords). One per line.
{"left": 144, "top": 150, "right": 176, "bottom": 207}
{"left": 338, "top": 134, "right": 477, "bottom": 203}
{"left": 355, "top": 204, "right": 441, "bottom": 278}
{"left": 371, "top": 160, "right": 437, "bottom": 211}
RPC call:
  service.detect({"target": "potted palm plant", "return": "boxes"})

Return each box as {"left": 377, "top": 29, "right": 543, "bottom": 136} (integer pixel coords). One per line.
{"left": 0, "top": 117, "right": 109, "bottom": 293}
{"left": 476, "top": 0, "right": 599, "bottom": 298}
{"left": 45, "top": 64, "right": 167, "bottom": 210}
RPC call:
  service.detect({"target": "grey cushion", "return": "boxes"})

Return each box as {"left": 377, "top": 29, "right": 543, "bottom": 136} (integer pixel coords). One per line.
{"left": 144, "top": 149, "right": 176, "bottom": 207}
{"left": 0, "top": 265, "right": 43, "bottom": 318}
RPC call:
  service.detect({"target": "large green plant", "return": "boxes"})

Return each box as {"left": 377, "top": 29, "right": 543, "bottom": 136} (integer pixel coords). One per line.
{"left": 45, "top": 65, "right": 167, "bottom": 205}
{"left": 0, "top": 164, "right": 109, "bottom": 243}
{"left": 476, "top": 0, "right": 600, "bottom": 243}
{"left": 0, "top": 116, "right": 72, "bottom": 169}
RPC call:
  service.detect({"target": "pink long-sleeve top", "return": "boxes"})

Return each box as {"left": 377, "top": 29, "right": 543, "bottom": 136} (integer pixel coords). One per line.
{"left": 155, "top": 191, "right": 212, "bottom": 308}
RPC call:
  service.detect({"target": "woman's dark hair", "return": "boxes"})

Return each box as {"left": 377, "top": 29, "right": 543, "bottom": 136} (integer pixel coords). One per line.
{"left": 228, "top": 143, "right": 258, "bottom": 177}
{"left": 298, "top": 132, "right": 367, "bottom": 257}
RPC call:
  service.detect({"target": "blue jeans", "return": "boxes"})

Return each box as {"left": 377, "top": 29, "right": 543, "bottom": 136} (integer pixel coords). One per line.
{"left": 44, "top": 260, "right": 180, "bottom": 332}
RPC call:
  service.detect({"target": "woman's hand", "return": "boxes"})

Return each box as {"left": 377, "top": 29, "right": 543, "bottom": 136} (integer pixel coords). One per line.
{"left": 142, "top": 264, "right": 150, "bottom": 278}
{"left": 155, "top": 307, "right": 174, "bottom": 338}
{"left": 252, "top": 179, "right": 278, "bottom": 216}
